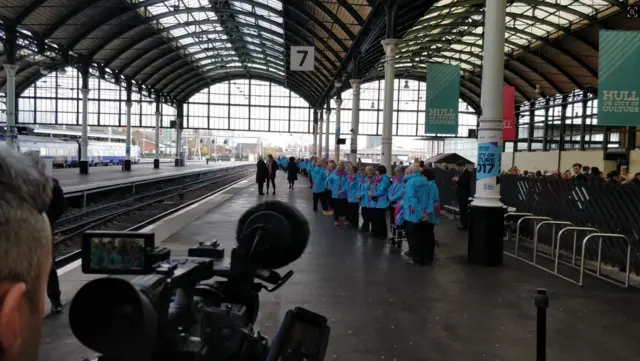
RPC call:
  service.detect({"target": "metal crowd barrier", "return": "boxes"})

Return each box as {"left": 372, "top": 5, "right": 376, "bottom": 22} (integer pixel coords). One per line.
{"left": 508, "top": 216, "right": 552, "bottom": 258}
{"left": 503, "top": 213, "right": 632, "bottom": 289}
{"left": 503, "top": 212, "right": 533, "bottom": 241}
{"left": 578, "top": 233, "right": 631, "bottom": 288}
{"left": 532, "top": 221, "right": 574, "bottom": 264}
{"left": 554, "top": 227, "right": 598, "bottom": 272}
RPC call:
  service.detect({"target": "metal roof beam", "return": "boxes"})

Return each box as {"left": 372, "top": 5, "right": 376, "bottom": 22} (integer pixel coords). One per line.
{"left": 308, "top": 0, "right": 357, "bottom": 40}
{"left": 337, "top": 0, "right": 366, "bottom": 24}
{"left": 313, "top": 0, "right": 386, "bottom": 109}
{"left": 284, "top": 2, "right": 351, "bottom": 53}
{"left": 395, "top": 47, "right": 563, "bottom": 94}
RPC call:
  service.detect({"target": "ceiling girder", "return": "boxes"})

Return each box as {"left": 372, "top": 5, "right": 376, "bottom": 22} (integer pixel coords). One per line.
{"left": 395, "top": 47, "right": 563, "bottom": 94}
{"left": 405, "top": 10, "right": 598, "bottom": 53}
{"left": 308, "top": 0, "right": 357, "bottom": 40}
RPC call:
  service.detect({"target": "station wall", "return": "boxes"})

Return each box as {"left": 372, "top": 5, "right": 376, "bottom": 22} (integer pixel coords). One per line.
{"left": 501, "top": 150, "right": 622, "bottom": 174}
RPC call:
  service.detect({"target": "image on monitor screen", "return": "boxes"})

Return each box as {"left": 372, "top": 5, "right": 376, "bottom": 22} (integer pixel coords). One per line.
{"left": 89, "top": 236, "right": 146, "bottom": 270}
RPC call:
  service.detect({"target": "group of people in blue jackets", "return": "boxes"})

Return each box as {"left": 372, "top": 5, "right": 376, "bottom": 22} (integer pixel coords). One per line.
{"left": 298, "top": 157, "right": 441, "bottom": 266}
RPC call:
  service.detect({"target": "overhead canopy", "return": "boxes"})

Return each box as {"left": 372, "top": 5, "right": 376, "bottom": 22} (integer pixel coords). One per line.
{"left": 0, "top": 1, "right": 636, "bottom": 111}
{"left": 425, "top": 152, "right": 474, "bottom": 166}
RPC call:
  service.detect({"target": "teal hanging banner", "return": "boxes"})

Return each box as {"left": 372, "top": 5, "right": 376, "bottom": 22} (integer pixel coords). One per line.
{"left": 425, "top": 63, "right": 460, "bottom": 135}
{"left": 597, "top": 30, "right": 640, "bottom": 126}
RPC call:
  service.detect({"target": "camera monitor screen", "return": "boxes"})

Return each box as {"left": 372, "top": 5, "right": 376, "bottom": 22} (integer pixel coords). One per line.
{"left": 82, "top": 231, "right": 155, "bottom": 275}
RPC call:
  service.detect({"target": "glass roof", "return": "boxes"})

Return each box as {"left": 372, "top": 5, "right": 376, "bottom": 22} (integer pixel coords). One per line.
{"left": 143, "top": 0, "right": 285, "bottom": 79}
{"left": 391, "top": 0, "right": 618, "bottom": 74}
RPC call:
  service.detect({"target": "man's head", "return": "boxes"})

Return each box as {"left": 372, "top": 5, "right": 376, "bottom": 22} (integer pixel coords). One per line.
{"left": 572, "top": 163, "right": 582, "bottom": 175}
{"left": 0, "top": 146, "right": 53, "bottom": 361}
{"left": 455, "top": 161, "right": 466, "bottom": 171}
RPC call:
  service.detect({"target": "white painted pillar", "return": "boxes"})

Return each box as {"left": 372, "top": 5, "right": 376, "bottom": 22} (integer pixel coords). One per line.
{"left": 381, "top": 39, "right": 399, "bottom": 171}
{"left": 318, "top": 110, "right": 324, "bottom": 159}
{"left": 324, "top": 109, "right": 331, "bottom": 159}
{"left": 472, "top": 0, "right": 506, "bottom": 208}
{"left": 312, "top": 109, "right": 319, "bottom": 156}
{"left": 3, "top": 64, "right": 18, "bottom": 149}
{"left": 349, "top": 79, "right": 361, "bottom": 165}
{"left": 154, "top": 110, "right": 161, "bottom": 168}
{"left": 125, "top": 102, "right": 132, "bottom": 160}
{"left": 334, "top": 97, "right": 343, "bottom": 161}
{"left": 80, "top": 88, "right": 90, "bottom": 162}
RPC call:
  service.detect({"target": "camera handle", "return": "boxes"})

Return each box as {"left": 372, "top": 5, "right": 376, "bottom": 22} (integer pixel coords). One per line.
{"left": 534, "top": 289, "right": 549, "bottom": 361}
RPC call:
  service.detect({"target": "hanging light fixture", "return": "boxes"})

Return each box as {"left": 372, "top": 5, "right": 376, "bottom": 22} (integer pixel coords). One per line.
{"left": 404, "top": 80, "right": 410, "bottom": 90}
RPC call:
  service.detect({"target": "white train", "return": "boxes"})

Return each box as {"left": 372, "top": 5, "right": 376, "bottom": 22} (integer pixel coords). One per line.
{"left": 2, "top": 135, "right": 141, "bottom": 168}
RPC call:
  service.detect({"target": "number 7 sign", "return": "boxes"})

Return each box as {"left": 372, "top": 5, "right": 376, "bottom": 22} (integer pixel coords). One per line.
{"left": 290, "top": 46, "right": 315, "bottom": 71}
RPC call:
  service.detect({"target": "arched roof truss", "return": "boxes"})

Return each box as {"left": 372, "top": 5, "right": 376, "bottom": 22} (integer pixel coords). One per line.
{"left": 1, "top": 0, "right": 637, "bottom": 111}
{"left": 363, "top": 0, "right": 634, "bottom": 105}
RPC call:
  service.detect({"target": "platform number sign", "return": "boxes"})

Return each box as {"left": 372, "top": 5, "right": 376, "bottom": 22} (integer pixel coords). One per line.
{"left": 290, "top": 46, "right": 315, "bottom": 71}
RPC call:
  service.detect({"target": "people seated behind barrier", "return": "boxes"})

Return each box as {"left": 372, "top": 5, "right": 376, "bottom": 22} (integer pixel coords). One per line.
{"left": 311, "top": 159, "right": 331, "bottom": 214}
{"left": 346, "top": 165, "right": 361, "bottom": 229}
{"left": 287, "top": 157, "right": 299, "bottom": 190}
{"left": 326, "top": 161, "right": 349, "bottom": 226}
{"left": 0, "top": 147, "right": 54, "bottom": 361}
{"left": 387, "top": 165, "right": 406, "bottom": 242}
{"left": 401, "top": 163, "right": 437, "bottom": 266}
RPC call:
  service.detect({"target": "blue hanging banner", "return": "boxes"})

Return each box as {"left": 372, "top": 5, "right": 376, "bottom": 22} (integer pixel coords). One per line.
{"left": 476, "top": 142, "right": 501, "bottom": 180}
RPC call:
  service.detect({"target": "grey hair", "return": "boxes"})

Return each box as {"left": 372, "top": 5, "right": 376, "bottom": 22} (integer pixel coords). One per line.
{"left": 365, "top": 166, "right": 374, "bottom": 173}
{"left": 0, "top": 145, "right": 52, "bottom": 311}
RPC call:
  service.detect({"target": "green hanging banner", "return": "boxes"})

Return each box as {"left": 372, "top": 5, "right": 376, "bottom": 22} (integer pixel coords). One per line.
{"left": 597, "top": 30, "right": 640, "bottom": 126}
{"left": 425, "top": 63, "right": 460, "bottom": 135}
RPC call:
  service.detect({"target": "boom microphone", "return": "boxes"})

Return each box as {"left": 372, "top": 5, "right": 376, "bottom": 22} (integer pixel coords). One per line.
{"left": 235, "top": 200, "right": 310, "bottom": 270}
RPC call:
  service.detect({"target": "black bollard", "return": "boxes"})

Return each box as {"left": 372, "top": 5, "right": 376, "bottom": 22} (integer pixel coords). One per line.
{"left": 534, "top": 289, "right": 549, "bottom": 361}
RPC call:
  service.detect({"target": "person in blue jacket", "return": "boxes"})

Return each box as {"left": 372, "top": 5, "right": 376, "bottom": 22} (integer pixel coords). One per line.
{"left": 346, "top": 164, "right": 361, "bottom": 228}
{"left": 423, "top": 167, "right": 440, "bottom": 258}
{"left": 387, "top": 165, "right": 405, "bottom": 242}
{"left": 326, "top": 160, "right": 349, "bottom": 226}
{"left": 358, "top": 166, "right": 377, "bottom": 233}
{"left": 311, "top": 159, "right": 331, "bottom": 214}
{"left": 401, "top": 163, "right": 435, "bottom": 265}
{"left": 370, "top": 165, "right": 391, "bottom": 240}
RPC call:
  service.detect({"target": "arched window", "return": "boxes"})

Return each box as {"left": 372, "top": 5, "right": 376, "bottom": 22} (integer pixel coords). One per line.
{"left": 185, "top": 80, "right": 313, "bottom": 133}
{"left": 331, "top": 79, "right": 478, "bottom": 137}
{"left": 18, "top": 69, "right": 174, "bottom": 128}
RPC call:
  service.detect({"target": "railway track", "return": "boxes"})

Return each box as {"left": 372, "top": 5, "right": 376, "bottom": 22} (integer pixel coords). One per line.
{"left": 53, "top": 168, "right": 252, "bottom": 269}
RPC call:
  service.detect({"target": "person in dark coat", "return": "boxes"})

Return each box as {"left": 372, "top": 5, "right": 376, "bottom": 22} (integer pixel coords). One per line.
{"left": 287, "top": 157, "right": 299, "bottom": 190}
{"left": 452, "top": 160, "right": 472, "bottom": 230}
{"left": 46, "top": 177, "right": 66, "bottom": 313}
{"left": 256, "top": 157, "right": 269, "bottom": 195}
{"left": 266, "top": 154, "right": 277, "bottom": 195}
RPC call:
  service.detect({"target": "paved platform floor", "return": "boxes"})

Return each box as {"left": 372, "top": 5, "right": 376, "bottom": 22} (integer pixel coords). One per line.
{"left": 54, "top": 161, "right": 249, "bottom": 190}
{"left": 39, "top": 173, "right": 640, "bottom": 361}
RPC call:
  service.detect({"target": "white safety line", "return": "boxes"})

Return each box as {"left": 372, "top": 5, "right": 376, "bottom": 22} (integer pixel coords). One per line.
{"left": 57, "top": 174, "right": 252, "bottom": 276}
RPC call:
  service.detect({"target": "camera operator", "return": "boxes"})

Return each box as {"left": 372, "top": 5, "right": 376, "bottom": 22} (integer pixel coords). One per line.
{"left": 0, "top": 147, "right": 53, "bottom": 361}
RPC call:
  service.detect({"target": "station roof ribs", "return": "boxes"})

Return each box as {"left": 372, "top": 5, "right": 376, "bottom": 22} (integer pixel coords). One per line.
{"left": 0, "top": 0, "right": 637, "bottom": 110}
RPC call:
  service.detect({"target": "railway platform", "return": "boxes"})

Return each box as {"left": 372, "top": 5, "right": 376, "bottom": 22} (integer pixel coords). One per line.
{"left": 39, "top": 175, "right": 640, "bottom": 361}
{"left": 53, "top": 161, "right": 252, "bottom": 193}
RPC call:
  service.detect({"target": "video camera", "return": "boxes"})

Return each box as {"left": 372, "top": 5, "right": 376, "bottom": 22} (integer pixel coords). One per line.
{"left": 69, "top": 201, "right": 329, "bottom": 361}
